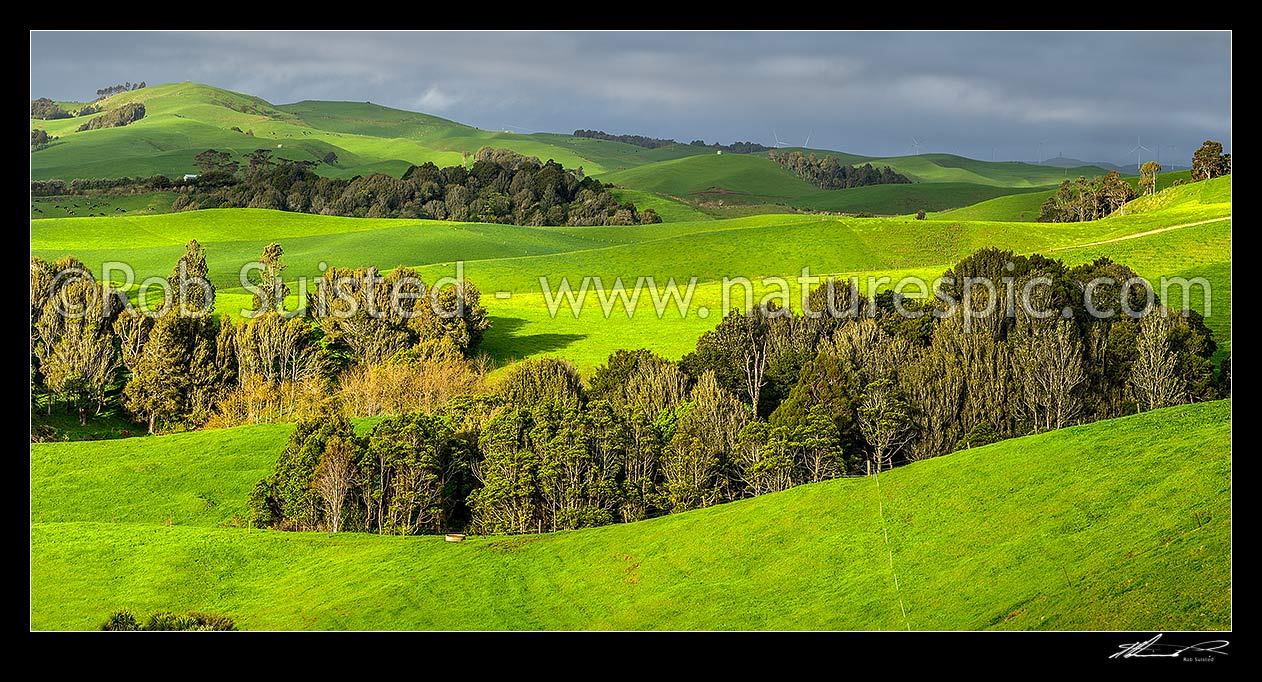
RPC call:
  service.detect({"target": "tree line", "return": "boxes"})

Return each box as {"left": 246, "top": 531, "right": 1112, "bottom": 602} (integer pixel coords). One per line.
{"left": 768, "top": 150, "right": 911, "bottom": 189}
{"left": 239, "top": 247, "right": 1226, "bottom": 536}
{"left": 31, "top": 87, "right": 146, "bottom": 121}
{"left": 32, "top": 175, "right": 184, "bottom": 197}
{"left": 171, "top": 146, "right": 661, "bottom": 226}
{"left": 1037, "top": 171, "right": 1136, "bottom": 222}
{"left": 574, "top": 129, "right": 677, "bottom": 149}
{"left": 33, "top": 147, "right": 661, "bottom": 226}
{"left": 95, "top": 82, "right": 146, "bottom": 99}
{"left": 76, "top": 103, "right": 146, "bottom": 132}
{"left": 31, "top": 241, "right": 490, "bottom": 433}
{"left": 690, "top": 139, "right": 773, "bottom": 154}
{"left": 573, "top": 129, "right": 771, "bottom": 154}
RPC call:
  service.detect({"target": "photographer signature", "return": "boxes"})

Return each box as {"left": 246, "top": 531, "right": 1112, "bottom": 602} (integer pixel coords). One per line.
{"left": 1110, "top": 634, "right": 1229, "bottom": 659}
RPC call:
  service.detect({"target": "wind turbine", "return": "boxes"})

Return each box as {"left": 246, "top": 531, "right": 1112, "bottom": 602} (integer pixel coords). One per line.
{"left": 772, "top": 130, "right": 788, "bottom": 148}
{"left": 1159, "top": 145, "right": 1178, "bottom": 168}
{"left": 910, "top": 137, "right": 924, "bottom": 155}
{"left": 1035, "top": 139, "right": 1050, "bottom": 164}
{"left": 1128, "top": 136, "right": 1151, "bottom": 171}
{"left": 803, "top": 131, "right": 813, "bottom": 148}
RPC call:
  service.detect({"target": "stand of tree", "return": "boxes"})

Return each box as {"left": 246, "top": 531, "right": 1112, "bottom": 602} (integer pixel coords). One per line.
{"left": 76, "top": 103, "right": 146, "bottom": 132}
{"left": 573, "top": 129, "right": 771, "bottom": 154}
{"left": 31, "top": 241, "right": 491, "bottom": 434}
{"left": 198, "top": 253, "right": 1225, "bottom": 535}
{"left": 689, "top": 139, "right": 773, "bottom": 154}
{"left": 167, "top": 146, "right": 661, "bottom": 225}
{"left": 1191, "top": 140, "right": 1231, "bottom": 181}
{"left": 95, "top": 82, "right": 146, "bottom": 99}
{"left": 32, "top": 175, "right": 179, "bottom": 196}
{"left": 768, "top": 150, "right": 911, "bottom": 189}
{"left": 33, "top": 147, "right": 661, "bottom": 225}
{"left": 30, "top": 98, "right": 71, "bottom": 120}
{"left": 1037, "top": 171, "right": 1136, "bottom": 222}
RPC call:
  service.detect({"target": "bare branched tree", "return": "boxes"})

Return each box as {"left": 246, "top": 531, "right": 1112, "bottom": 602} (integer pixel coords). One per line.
{"left": 1013, "top": 318, "right": 1085, "bottom": 432}
{"left": 313, "top": 436, "right": 356, "bottom": 532}
{"left": 1130, "top": 308, "right": 1183, "bottom": 411}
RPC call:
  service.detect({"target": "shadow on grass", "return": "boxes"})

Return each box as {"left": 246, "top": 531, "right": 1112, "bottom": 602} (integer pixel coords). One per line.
{"left": 32, "top": 407, "right": 142, "bottom": 442}
{"left": 481, "top": 316, "right": 587, "bottom": 363}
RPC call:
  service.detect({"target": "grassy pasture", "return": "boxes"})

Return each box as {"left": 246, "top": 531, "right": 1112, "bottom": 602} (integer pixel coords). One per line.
{"left": 30, "top": 400, "right": 1231, "bottom": 630}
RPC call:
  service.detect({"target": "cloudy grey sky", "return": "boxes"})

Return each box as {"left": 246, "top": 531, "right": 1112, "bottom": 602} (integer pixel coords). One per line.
{"left": 30, "top": 31, "right": 1231, "bottom": 166}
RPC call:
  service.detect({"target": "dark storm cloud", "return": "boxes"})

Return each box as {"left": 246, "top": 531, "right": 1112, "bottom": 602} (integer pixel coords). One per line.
{"left": 30, "top": 31, "right": 1230, "bottom": 166}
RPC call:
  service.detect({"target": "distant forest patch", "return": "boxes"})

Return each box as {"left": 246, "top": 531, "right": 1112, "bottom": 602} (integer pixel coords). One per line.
{"left": 575, "top": 129, "right": 771, "bottom": 154}
{"left": 769, "top": 150, "right": 911, "bottom": 189}
{"left": 76, "top": 103, "right": 146, "bottom": 132}
{"left": 34, "top": 146, "right": 661, "bottom": 226}
{"left": 30, "top": 98, "right": 71, "bottom": 120}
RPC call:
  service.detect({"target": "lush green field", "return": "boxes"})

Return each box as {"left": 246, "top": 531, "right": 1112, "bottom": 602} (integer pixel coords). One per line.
{"left": 30, "top": 399, "right": 1231, "bottom": 630}
{"left": 861, "top": 152, "right": 1112, "bottom": 187}
{"left": 31, "top": 408, "right": 139, "bottom": 442}
{"left": 32, "top": 177, "right": 1232, "bottom": 371}
{"left": 608, "top": 188, "right": 714, "bottom": 223}
{"left": 32, "top": 419, "right": 382, "bottom": 527}
{"left": 931, "top": 191, "right": 1051, "bottom": 222}
{"left": 31, "top": 192, "right": 177, "bottom": 219}
{"left": 602, "top": 153, "right": 1058, "bottom": 214}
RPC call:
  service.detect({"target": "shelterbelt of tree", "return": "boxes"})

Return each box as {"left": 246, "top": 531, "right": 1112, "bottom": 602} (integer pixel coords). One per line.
{"left": 30, "top": 400, "right": 1230, "bottom": 630}
{"left": 31, "top": 82, "right": 1118, "bottom": 215}
{"left": 31, "top": 176, "right": 1231, "bottom": 371}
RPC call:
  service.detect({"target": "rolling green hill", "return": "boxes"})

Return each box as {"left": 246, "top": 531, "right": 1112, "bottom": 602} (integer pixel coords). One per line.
{"left": 34, "top": 81, "right": 1132, "bottom": 217}
{"left": 935, "top": 170, "right": 1198, "bottom": 222}
{"left": 28, "top": 79, "right": 1234, "bottom": 634}
{"left": 30, "top": 82, "right": 717, "bottom": 182}
{"left": 32, "top": 176, "right": 1232, "bottom": 371}
{"left": 608, "top": 188, "right": 715, "bottom": 222}
{"left": 602, "top": 153, "right": 819, "bottom": 202}
{"left": 751, "top": 149, "right": 1115, "bottom": 186}
{"left": 30, "top": 399, "right": 1231, "bottom": 630}
{"left": 602, "top": 153, "right": 1070, "bottom": 215}
{"left": 863, "top": 153, "right": 1112, "bottom": 187}
{"left": 929, "top": 190, "right": 1050, "bottom": 222}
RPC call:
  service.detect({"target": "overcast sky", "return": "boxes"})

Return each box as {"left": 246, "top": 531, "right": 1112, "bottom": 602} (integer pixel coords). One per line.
{"left": 30, "top": 31, "right": 1231, "bottom": 166}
